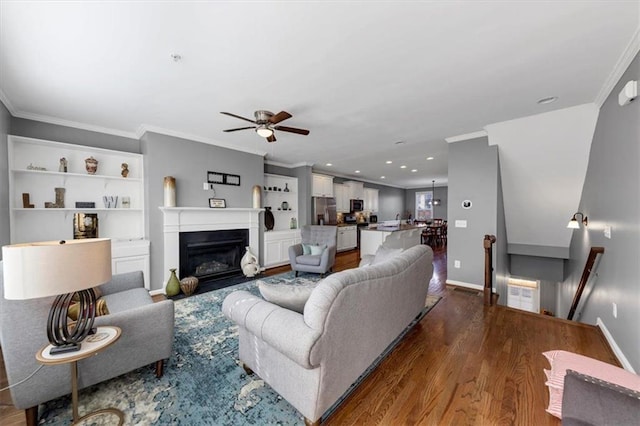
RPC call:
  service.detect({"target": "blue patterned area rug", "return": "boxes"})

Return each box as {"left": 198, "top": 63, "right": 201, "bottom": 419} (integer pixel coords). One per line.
{"left": 39, "top": 271, "right": 440, "bottom": 425}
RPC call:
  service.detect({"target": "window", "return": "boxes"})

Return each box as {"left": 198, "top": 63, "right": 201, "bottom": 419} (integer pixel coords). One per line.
{"left": 415, "top": 191, "right": 433, "bottom": 221}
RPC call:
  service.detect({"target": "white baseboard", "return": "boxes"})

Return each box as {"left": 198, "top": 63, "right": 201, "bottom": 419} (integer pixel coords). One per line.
{"left": 150, "top": 289, "right": 165, "bottom": 296}
{"left": 596, "top": 317, "right": 636, "bottom": 373}
{"left": 446, "top": 280, "right": 483, "bottom": 291}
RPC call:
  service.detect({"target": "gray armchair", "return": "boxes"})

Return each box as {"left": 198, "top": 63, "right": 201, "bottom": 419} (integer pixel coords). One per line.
{"left": 0, "top": 263, "right": 174, "bottom": 426}
{"left": 288, "top": 225, "right": 337, "bottom": 276}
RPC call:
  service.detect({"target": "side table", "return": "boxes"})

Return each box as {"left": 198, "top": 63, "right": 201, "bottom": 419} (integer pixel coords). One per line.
{"left": 36, "top": 326, "right": 124, "bottom": 425}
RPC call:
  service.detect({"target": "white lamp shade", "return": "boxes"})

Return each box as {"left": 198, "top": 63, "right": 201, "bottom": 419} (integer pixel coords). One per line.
{"left": 2, "top": 238, "right": 112, "bottom": 300}
{"left": 567, "top": 220, "right": 580, "bottom": 229}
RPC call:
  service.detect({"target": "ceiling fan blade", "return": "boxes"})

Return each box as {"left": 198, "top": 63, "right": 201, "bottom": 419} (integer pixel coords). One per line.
{"left": 223, "top": 126, "right": 256, "bottom": 132}
{"left": 220, "top": 112, "right": 256, "bottom": 124}
{"left": 269, "top": 111, "right": 292, "bottom": 125}
{"left": 274, "top": 125, "right": 310, "bottom": 135}
{"left": 267, "top": 134, "right": 277, "bottom": 143}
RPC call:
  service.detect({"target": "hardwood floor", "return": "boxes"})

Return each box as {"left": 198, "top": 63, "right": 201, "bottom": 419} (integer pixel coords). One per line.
{"left": 0, "top": 246, "right": 619, "bottom": 425}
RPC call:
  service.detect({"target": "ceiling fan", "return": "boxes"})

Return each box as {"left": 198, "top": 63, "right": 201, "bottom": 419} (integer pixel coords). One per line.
{"left": 220, "top": 110, "right": 310, "bottom": 142}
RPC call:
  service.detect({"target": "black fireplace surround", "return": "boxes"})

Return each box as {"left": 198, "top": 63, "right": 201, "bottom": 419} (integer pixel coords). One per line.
{"left": 179, "top": 229, "right": 249, "bottom": 288}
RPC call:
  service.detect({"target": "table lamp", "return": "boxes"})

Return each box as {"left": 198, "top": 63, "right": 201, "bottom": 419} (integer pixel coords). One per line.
{"left": 2, "top": 238, "right": 111, "bottom": 354}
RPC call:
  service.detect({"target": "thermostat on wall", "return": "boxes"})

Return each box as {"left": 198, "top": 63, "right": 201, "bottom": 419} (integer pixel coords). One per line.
{"left": 462, "top": 200, "right": 472, "bottom": 209}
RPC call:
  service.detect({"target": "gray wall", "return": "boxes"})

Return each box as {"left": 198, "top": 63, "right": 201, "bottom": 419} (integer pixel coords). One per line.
{"left": 559, "top": 53, "right": 640, "bottom": 371}
{"left": 361, "top": 181, "right": 405, "bottom": 221}
{"left": 405, "top": 186, "right": 448, "bottom": 220}
{"left": 494, "top": 161, "right": 509, "bottom": 305}
{"left": 447, "top": 137, "right": 499, "bottom": 287}
{"left": 0, "top": 101, "right": 11, "bottom": 254}
{"left": 141, "top": 132, "right": 264, "bottom": 290}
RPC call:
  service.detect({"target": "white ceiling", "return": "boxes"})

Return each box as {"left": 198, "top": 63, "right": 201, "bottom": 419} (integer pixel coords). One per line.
{"left": 1, "top": 1, "right": 638, "bottom": 188}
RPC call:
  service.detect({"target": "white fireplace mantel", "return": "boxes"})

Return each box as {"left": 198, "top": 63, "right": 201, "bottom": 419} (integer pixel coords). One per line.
{"left": 160, "top": 207, "right": 263, "bottom": 290}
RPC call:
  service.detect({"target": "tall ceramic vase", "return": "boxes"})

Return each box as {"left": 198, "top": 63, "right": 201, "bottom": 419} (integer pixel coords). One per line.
{"left": 164, "top": 176, "right": 176, "bottom": 207}
{"left": 165, "top": 268, "right": 180, "bottom": 297}
{"left": 252, "top": 185, "right": 262, "bottom": 209}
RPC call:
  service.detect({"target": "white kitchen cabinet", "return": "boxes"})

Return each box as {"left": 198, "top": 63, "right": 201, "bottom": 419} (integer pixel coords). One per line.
{"left": 264, "top": 174, "right": 298, "bottom": 231}
{"left": 263, "top": 229, "right": 302, "bottom": 268}
{"left": 337, "top": 225, "right": 357, "bottom": 252}
{"left": 8, "top": 135, "right": 150, "bottom": 282}
{"left": 364, "top": 188, "right": 379, "bottom": 212}
{"left": 344, "top": 180, "right": 364, "bottom": 200}
{"left": 333, "top": 183, "right": 350, "bottom": 213}
{"left": 312, "top": 173, "right": 334, "bottom": 197}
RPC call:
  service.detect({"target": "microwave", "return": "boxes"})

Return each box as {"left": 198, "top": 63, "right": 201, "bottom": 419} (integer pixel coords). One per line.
{"left": 350, "top": 199, "right": 363, "bottom": 212}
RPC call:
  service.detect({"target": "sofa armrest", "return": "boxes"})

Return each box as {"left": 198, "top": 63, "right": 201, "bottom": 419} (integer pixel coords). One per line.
{"left": 99, "top": 270, "right": 145, "bottom": 295}
{"left": 322, "top": 244, "right": 337, "bottom": 267}
{"left": 222, "top": 290, "right": 321, "bottom": 369}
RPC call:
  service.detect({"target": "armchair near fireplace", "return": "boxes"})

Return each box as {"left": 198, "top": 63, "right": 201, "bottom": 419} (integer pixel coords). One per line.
{"left": 0, "top": 265, "right": 174, "bottom": 426}
{"left": 288, "top": 225, "right": 337, "bottom": 277}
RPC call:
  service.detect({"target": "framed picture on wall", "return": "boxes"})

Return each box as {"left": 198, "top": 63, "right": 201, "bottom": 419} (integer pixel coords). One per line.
{"left": 209, "top": 198, "right": 226, "bottom": 208}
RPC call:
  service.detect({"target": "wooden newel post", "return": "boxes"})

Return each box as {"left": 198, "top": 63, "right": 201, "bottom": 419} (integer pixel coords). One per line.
{"left": 483, "top": 235, "right": 497, "bottom": 306}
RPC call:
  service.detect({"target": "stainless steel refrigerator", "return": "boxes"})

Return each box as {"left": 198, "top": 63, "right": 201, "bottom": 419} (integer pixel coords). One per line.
{"left": 313, "top": 197, "right": 337, "bottom": 225}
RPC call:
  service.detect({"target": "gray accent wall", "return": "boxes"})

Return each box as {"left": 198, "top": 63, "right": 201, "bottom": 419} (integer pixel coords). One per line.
{"left": 405, "top": 186, "right": 448, "bottom": 220}
{"left": 559, "top": 53, "right": 640, "bottom": 371}
{"left": 447, "top": 137, "right": 500, "bottom": 288}
{"left": 494, "top": 161, "right": 509, "bottom": 304}
{"left": 141, "top": 132, "right": 264, "bottom": 291}
{"left": 0, "top": 101, "right": 11, "bottom": 254}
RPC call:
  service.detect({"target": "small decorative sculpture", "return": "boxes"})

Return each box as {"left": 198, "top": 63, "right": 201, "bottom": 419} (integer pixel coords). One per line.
{"left": 179, "top": 276, "right": 199, "bottom": 296}
{"left": 241, "top": 246, "right": 260, "bottom": 278}
{"left": 59, "top": 157, "right": 68, "bottom": 173}
{"left": 85, "top": 156, "right": 98, "bottom": 174}
{"left": 121, "top": 163, "right": 129, "bottom": 178}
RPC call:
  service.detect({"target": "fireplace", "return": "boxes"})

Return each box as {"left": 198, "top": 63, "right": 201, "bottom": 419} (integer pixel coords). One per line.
{"left": 179, "top": 229, "right": 248, "bottom": 285}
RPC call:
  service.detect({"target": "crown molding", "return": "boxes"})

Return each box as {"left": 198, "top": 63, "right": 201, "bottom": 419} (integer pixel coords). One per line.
{"left": 8, "top": 109, "right": 139, "bottom": 139}
{"left": 264, "top": 160, "right": 314, "bottom": 168}
{"left": 594, "top": 26, "right": 640, "bottom": 108}
{"left": 136, "top": 124, "right": 267, "bottom": 157}
{"left": 445, "top": 130, "right": 488, "bottom": 143}
{"left": 315, "top": 168, "right": 406, "bottom": 189}
{"left": 0, "top": 89, "right": 17, "bottom": 114}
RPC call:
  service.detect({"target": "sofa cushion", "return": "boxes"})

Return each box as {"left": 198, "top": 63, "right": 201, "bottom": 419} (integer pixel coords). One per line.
{"left": 258, "top": 280, "right": 318, "bottom": 313}
{"left": 371, "top": 246, "right": 404, "bottom": 265}
{"left": 562, "top": 370, "right": 640, "bottom": 426}
{"left": 67, "top": 297, "right": 109, "bottom": 321}
{"left": 296, "top": 254, "right": 322, "bottom": 266}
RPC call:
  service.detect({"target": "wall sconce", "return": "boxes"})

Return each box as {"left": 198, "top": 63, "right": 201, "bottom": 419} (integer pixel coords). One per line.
{"left": 567, "top": 212, "right": 588, "bottom": 229}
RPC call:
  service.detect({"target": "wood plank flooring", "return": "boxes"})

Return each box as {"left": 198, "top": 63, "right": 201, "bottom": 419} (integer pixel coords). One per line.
{"left": 0, "top": 246, "right": 620, "bottom": 425}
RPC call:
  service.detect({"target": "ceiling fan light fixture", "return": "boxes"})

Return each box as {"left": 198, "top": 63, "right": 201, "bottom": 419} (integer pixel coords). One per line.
{"left": 256, "top": 126, "right": 274, "bottom": 138}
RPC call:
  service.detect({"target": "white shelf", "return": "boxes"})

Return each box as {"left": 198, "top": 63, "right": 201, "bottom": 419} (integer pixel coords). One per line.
{"left": 11, "top": 169, "right": 142, "bottom": 182}
{"left": 12, "top": 208, "right": 143, "bottom": 212}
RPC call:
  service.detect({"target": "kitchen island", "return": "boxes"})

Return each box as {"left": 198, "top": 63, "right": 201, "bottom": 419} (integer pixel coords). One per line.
{"left": 360, "top": 223, "right": 424, "bottom": 257}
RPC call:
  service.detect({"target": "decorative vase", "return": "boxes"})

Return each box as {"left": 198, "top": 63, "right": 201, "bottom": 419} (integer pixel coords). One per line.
{"left": 281, "top": 201, "right": 289, "bottom": 210}
{"left": 264, "top": 207, "right": 275, "bottom": 231}
{"left": 165, "top": 268, "right": 180, "bottom": 297}
{"left": 290, "top": 217, "right": 297, "bottom": 229}
{"left": 164, "top": 176, "right": 176, "bottom": 207}
{"left": 241, "top": 247, "right": 260, "bottom": 278}
{"left": 54, "top": 187, "right": 65, "bottom": 208}
{"left": 85, "top": 156, "right": 98, "bottom": 175}
{"left": 252, "top": 185, "right": 262, "bottom": 209}
{"left": 284, "top": 183, "right": 289, "bottom": 192}
{"left": 179, "top": 276, "right": 199, "bottom": 296}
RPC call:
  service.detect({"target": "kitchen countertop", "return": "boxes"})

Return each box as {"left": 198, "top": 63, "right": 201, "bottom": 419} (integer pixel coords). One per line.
{"left": 362, "top": 223, "right": 426, "bottom": 232}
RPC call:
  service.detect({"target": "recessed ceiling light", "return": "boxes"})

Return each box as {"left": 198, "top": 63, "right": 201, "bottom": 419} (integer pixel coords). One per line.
{"left": 354, "top": 170, "right": 360, "bottom": 173}
{"left": 386, "top": 160, "right": 393, "bottom": 164}
{"left": 537, "top": 96, "right": 558, "bottom": 105}
{"left": 426, "top": 157, "right": 434, "bottom": 160}
{"left": 394, "top": 141, "right": 405, "bottom": 145}
{"left": 326, "top": 163, "right": 332, "bottom": 166}
{"left": 170, "top": 53, "right": 182, "bottom": 62}
{"left": 380, "top": 176, "right": 386, "bottom": 179}
{"left": 400, "top": 165, "right": 407, "bottom": 169}
{"left": 411, "top": 169, "right": 418, "bottom": 172}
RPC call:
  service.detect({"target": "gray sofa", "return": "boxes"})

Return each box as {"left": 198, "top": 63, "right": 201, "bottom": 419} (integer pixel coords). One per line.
{"left": 223, "top": 244, "right": 434, "bottom": 424}
{"left": 288, "top": 225, "right": 337, "bottom": 276}
{"left": 0, "top": 264, "right": 175, "bottom": 426}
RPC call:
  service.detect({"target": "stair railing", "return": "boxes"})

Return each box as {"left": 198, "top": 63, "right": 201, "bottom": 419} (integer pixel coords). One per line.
{"left": 483, "top": 234, "right": 497, "bottom": 306}
{"left": 567, "top": 247, "right": 605, "bottom": 320}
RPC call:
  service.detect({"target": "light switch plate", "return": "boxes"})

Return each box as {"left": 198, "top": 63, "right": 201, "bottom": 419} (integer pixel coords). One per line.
{"left": 454, "top": 260, "right": 461, "bottom": 268}
{"left": 604, "top": 225, "right": 611, "bottom": 239}
{"left": 455, "top": 220, "right": 467, "bottom": 228}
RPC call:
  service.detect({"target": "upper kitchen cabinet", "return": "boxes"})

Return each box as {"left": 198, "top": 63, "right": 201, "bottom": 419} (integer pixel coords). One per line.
{"left": 312, "top": 173, "right": 334, "bottom": 197}
{"left": 333, "top": 183, "right": 350, "bottom": 213}
{"left": 364, "top": 187, "right": 379, "bottom": 212}
{"left": 344, "top": 180, "right": 364, "bottom": 200}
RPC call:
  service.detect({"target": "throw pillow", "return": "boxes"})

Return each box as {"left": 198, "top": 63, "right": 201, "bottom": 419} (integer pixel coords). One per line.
{"left": 67, "top": 298, "right": 109, "bottom": 321}
{"left": 309, "top": 244, "right": 326, "bottom": 256}
{"left": 71, "top": 286, "right": 103, "bottom": 301}
{"left": 372, "top": 246, "right": 404, "bottom": 265}
{"left": 258, "top": 280, "right": 318, "bottom": 313}
{"left": 302, "top": 244, "right": 312, "bottom": 255}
